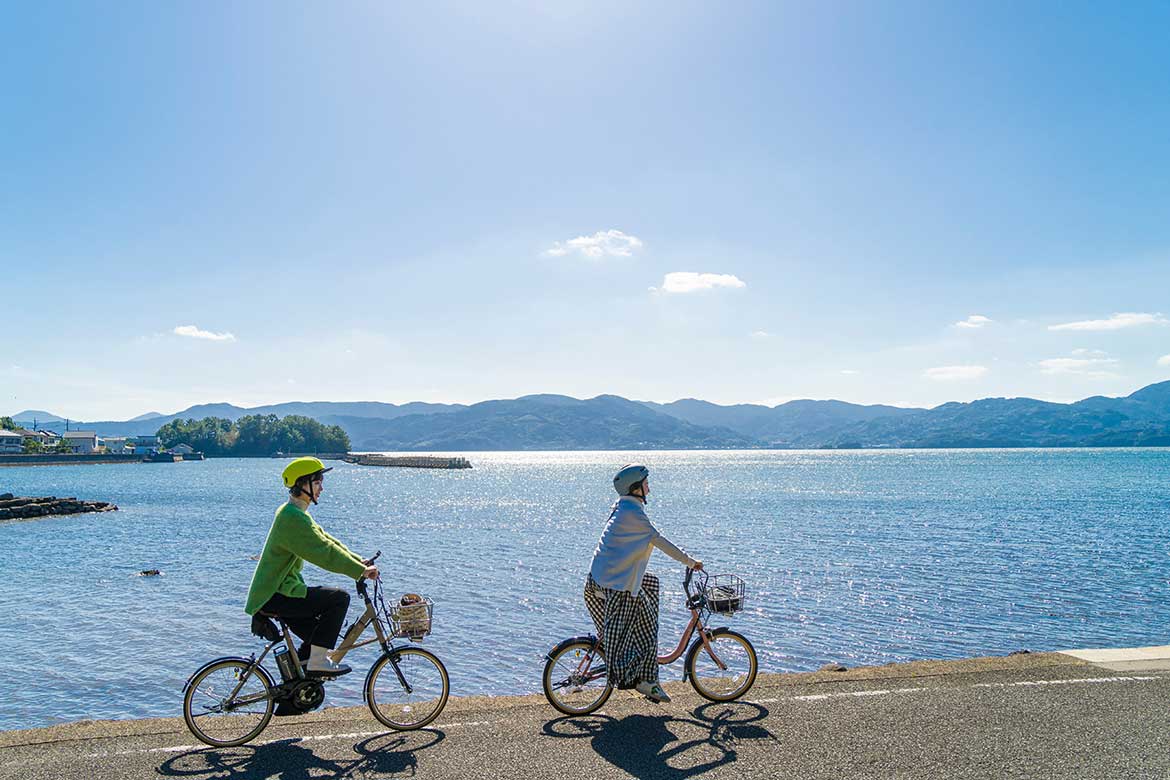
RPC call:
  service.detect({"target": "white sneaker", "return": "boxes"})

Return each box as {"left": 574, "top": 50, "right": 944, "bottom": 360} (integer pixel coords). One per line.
{"left": 307, "top": 656, "right": 351, "bottom": 676}
{"left": 307, "top": 646, "right": 351, "bottom": 676}
{"left": 636, "top": 681, "right": 671, "bottom": 703}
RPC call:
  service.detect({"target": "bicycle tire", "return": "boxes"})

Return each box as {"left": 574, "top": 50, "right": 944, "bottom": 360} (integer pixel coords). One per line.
{"left": 685, "top": 628, "right": 758, "bottom": 702}
{"left": 183, "top": 657, "right": 275, "bottom": 747}
{"left": 542, "top": 637, "right": 613, "bottom": 716}
{"left": 365, "top": 647, "right": 450, "bottom": 730}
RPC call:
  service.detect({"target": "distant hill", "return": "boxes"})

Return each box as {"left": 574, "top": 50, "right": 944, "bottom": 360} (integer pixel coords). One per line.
{"left": 11, "top": 410, "right": 65, "bottom": 424}
{"left": 338, "top": 395, "right": 756, "bottom": 451}
{"left": 14, "top": 380, "right": 1170, "bottom": 450}
{"left": 644, "top": 398, "right": 922, "bottom": 447}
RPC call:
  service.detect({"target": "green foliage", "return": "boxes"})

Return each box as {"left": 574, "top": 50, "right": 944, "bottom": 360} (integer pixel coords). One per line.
{"left": 23, "top": 439, "right": 44, "bottom": 454}
{"left": 156, "top": 415, "right": 349, "bottom": 456}
{"left": 0, "top": 417, "right": 15, "bottom": 431}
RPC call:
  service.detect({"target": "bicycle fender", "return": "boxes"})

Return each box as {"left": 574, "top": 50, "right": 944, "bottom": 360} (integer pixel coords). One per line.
{"left": 545, "top": 635, "right": 600, "bottom": 662}
{"left": 182, "top": 656, "right": 256, "bottom": 692}
{"left": 682, "top": 627, "right": 731, "bottom": 682}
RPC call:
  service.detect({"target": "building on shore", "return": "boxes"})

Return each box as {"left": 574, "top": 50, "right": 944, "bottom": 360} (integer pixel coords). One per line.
{"left": 0, "top": 430, "right": 23, "bottom": 453}
{"left": 15, "top": 429, "right": 57, "bottom": 448}
{"left": 62, "top": 430, "right": 99, "bottom": 454}
{"left": 100, "top": 436, "right": 130, "bottom": 454}
{"left": 168, "top": 443, "right": 195, "bottom": 456}
{"left": 130, "top": 434, "right": 160, "bottom": 455}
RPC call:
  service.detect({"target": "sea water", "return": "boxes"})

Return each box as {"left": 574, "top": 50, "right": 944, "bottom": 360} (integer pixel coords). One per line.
{"left": 2, "top": 449, "right": 1169, "bottom": 730}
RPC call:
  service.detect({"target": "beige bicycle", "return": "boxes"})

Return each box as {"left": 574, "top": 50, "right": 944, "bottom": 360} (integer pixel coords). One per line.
{"left": 182, "top": 552, "right": 449, "bottom": 747}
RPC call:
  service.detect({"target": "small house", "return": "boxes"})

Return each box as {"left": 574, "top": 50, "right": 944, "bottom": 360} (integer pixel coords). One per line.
{"left": 0, "top": 430, "right": 23, "bottom": 453}
{"left": 63, "top": 430, "right": 99, "bottom": 454}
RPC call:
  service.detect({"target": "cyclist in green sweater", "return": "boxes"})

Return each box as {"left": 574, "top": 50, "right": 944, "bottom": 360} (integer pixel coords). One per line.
{"left": 245, "top": 457, "right": 379, "bottom": 677}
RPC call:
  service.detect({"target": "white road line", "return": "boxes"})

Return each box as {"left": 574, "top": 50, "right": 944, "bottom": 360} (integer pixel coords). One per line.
{"left": 973, "top": 675, "right": 1163, "bottom": 689}
{"left": 60, "top": 674, "right": 1170, "bottom": 761}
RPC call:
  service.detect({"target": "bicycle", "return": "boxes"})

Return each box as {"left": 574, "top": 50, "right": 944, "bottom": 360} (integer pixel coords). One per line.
{"left": 542, "top": 568, "right": 758, "bottom": 716}
{"left": 182, "top": 552, "right": 450, "bottom": 747}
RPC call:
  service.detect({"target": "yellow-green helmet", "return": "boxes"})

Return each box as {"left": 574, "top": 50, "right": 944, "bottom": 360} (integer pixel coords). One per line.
{"left": 282, "top": 456, "right": 332, "bottom": 488}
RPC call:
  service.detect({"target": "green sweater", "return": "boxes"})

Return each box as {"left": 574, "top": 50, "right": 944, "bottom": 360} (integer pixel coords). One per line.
{"left": 244, "top": 502, "right": 367, "bottom": 615}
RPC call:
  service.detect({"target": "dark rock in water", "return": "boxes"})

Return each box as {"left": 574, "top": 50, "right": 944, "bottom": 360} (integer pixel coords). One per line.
{"left": 1008, "top": 649, "right": 1032, "bottom": 656}
{"left": 0, "top": 495, "right": 118, "bottom": 522}
{"left": 248, "top": 554, "right": 261, "bottom": 561}
{"left": 819, "top": 663, "right": 848, "bottom": 672}
{"left": 138, "top": 569, "right": 162, "bottom": 577}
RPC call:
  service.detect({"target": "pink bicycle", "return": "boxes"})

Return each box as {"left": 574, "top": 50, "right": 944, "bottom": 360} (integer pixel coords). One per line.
{"left": 542, "top": 568, "right": 758, "bottom": 715}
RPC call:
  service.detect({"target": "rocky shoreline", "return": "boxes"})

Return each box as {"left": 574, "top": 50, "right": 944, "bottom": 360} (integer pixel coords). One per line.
{"left": 0, "top": 493, "right": 118, "bottom": 521}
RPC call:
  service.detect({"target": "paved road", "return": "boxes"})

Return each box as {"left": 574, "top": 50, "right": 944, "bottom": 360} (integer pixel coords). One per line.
{"left": 2, "top": 652, "right": 1168, "bottom": 779}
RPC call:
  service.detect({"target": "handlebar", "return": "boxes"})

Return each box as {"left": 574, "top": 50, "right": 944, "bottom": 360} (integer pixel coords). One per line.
{"left": 684, "top": 566, "right": 707, "bottom": 610}
{"left": 355, "top": 551, "right": 383, "bottom": 597}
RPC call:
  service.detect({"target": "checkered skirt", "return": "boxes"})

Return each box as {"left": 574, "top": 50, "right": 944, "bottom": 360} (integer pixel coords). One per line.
{"left": 583, "top": 572, "right": 660, "bottom": 688}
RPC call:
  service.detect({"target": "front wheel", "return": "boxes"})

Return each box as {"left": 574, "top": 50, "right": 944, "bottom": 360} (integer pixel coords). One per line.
{"left": 542, "top": 637, "right": 613, "bottom": 716}
{"left": 686, "top": 628, "right": 758, "bottom": 702}
{"left": 366, "top": 647, "right": 450, "bottom": 730}
{"left": 183, "top": 657, "right": 275, "bottom": 747}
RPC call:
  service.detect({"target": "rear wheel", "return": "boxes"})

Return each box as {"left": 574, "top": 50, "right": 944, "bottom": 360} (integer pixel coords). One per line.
{"left": 686, "top": 629, "right": 758, "bottom": 702}
{"left": 183, "top": 658, "right": 275, "bottom": 747}
{"left": 366, "top": 648, "right": 450, "bottom": 730}
{"left": 543, "top": 638, "right": 613, "bottom": 716}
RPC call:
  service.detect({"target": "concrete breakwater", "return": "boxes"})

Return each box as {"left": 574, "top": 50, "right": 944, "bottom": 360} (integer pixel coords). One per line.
{"left": 0, "top": 493, "right": 118, "bottom": 521}
{"left": 0, "top": 453, "right": 143, "bottom": 467}
{"left": 344, "top": 454, "right": 473, "bottom": 469}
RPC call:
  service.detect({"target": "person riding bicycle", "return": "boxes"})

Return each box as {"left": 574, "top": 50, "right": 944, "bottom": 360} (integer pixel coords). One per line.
{"left": 585, "top": 464, "right": 702, "bottom": 704}
{"left": 244, "top": 457, "right": 379, "bottom": 678}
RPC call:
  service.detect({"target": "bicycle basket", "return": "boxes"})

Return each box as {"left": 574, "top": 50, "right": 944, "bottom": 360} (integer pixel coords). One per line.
{"left": 389, "top": 594, "right": 434, "bottom": 640}
{"left": 704, "top": 575, "right": 746, "bottom": 615}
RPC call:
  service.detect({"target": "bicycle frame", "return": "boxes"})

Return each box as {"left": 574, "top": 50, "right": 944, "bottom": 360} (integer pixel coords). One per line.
{"left": 565, "top": 590, "right": 729, "bottom": 687}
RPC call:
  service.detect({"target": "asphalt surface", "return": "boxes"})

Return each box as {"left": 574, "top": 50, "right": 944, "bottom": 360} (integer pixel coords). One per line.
{"left": 2, "top": 652, "right": 1168, "bottom": 780}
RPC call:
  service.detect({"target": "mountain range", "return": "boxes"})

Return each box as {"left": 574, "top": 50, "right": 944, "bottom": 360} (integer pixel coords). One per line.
{"left": 11, "top": 380, "right": 1170, "bottom": 450}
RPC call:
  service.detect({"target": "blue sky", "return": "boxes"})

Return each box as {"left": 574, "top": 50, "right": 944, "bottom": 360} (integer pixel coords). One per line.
{"left": 4, "top": 1, "right": 1169, "bottom": 420}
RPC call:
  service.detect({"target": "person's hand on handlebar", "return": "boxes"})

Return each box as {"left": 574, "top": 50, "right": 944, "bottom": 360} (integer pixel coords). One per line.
{"left": 691, "top": 561, "right": 704, "bottom": 572}
{"left": 362, "top": 565, "right": 380, "bottom": 580}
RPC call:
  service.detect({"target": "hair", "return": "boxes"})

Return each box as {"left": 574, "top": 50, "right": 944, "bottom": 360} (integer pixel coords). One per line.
{"left": 290, "top": 474, "right": 314, "bottom": 497}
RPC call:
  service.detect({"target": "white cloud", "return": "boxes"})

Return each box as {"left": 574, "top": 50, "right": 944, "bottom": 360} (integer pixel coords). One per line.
{"left": 173, "top": 325, "right": 237, "bottom": 342}
{"left": 751, "top": 330, "right": 769, "bottom": 338}
{"left": 1157, "top": 354, "right": 1170, "bottom": 367}
{"left": 924, "top": 365, "right": 988, "bottom": 381}
{"left": 654, "top": 272, "right": 747, "bottom": 294}
{"left": 955, "top": 314, "right": 993, "bottom": 329}
{"left": 1038, "top": 353, "right": 1119, "bottom": 378}
{"left": 544, "top": 229, "right": 643, "bottom": 258}
{"left": 1048, "top": 312, "right": 1168, "bottom": 332}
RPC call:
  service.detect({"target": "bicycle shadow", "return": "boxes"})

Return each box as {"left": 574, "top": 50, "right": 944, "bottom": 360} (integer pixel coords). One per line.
{"left": 156, "top": 728, "right": 445, "bottom": 779}
{"left": 542, "top": 701, "right": 778, "bottom": 779}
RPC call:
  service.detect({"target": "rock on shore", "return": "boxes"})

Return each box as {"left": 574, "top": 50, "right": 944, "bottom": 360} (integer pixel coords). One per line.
{"left": 0, "top": 493, "right": 118, "bottom": 521}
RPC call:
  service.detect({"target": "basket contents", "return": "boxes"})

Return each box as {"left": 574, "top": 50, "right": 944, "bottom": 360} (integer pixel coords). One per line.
{"left": 704, "top": 574, "right": 746, "bottom": 614}
{"left": 393, "top": 593, "right": 433, "bottom": 639}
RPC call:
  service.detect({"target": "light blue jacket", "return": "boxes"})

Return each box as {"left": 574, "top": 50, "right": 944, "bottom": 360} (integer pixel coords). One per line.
{"left": 588, "top": 496, "right": 697, "bottom": 593}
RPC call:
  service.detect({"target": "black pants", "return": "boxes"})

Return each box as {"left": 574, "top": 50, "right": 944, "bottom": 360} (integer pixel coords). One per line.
{"left": 262, "top": 586, "right": 350, "bottom": 656}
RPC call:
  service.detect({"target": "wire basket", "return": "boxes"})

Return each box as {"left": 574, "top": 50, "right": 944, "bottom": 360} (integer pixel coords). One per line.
{"left": 389, "top": 594, "right": 434, "bottom": 640}
{"left": 703, "top": 575, "right": 746, "bottom": 615}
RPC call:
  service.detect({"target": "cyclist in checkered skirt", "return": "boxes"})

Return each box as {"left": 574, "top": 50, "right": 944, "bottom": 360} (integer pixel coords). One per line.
{"left": 584, "top": 464, "right": 703, "bottom": 703}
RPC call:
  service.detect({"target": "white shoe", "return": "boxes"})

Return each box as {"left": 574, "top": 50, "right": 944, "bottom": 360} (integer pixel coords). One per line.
{"left": 307, "top": 646, "right": 351, "bottom": 676}
{"left": 636, "top": 681, "right": 671, "bottom": 703}
{"left": 307, "top": 657, "right": 351, "bottom": 676}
